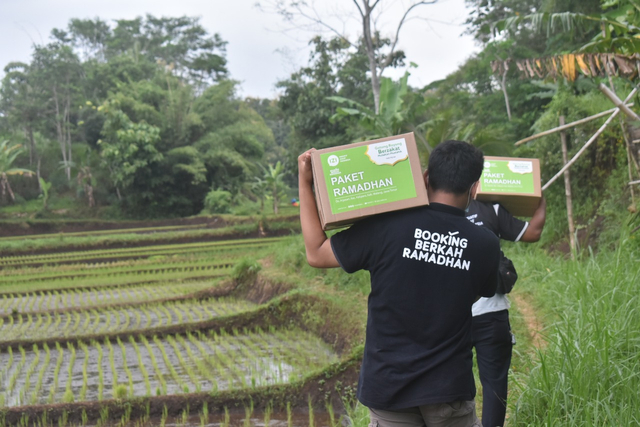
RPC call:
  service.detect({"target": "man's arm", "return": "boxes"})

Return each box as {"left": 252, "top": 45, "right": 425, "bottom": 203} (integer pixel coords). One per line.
{"left": 521, "top": 196, "right": 546, "bottom": 243}
{"left": 298, "top": 149, "right": 340, "bottom": 268}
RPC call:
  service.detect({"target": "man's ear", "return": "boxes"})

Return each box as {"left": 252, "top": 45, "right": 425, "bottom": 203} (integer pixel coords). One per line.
{"left": 423, "top": 169, "right": 429, "bottom": 188}
{"left": 470, "top": 181, "right": 479, "bottom": 199}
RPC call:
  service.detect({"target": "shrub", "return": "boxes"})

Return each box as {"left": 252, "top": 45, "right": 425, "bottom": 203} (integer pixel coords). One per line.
{"left": 203, "top": 189, "right": 232, "bottom": 214}
{"left": 231, "top": 258, "right": 262, "bottom": 284}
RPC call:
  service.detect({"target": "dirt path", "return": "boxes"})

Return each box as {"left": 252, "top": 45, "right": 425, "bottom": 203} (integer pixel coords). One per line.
{"left": 512, "top": 293, "right": 546, "bottom": 349}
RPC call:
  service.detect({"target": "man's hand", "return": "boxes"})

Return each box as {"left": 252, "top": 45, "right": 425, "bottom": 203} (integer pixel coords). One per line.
{"left": 522, "top": 196, "right": 546, "bottom": 242}
{"left": 298, "top": 149, "right": 340, "bottom": 268}
{"left": 298, "top": 149, "right": 314, "bottom": 187}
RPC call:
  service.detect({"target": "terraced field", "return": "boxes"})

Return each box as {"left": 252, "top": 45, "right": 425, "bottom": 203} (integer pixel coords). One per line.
{"left": 0, "top": 220, "right": 359, "bottom": 426}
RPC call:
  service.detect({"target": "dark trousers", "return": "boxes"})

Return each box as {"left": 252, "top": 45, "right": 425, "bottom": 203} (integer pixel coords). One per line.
{"left": 471, "top": 310, "right": 513, "bottom": 427}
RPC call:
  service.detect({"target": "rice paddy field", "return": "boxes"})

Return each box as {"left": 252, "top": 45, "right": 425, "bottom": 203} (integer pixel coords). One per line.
{"left": 0, "top": 218, "right": 361, "bottom": 427}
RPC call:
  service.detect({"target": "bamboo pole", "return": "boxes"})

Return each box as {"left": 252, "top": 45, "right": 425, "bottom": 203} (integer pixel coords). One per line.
{"left": 560, "top": 116, "right": 576, "bottom": 258}
{"left": 542, "top": 89, "right": 637, "bottom": 191}
{"left": 600, "top": 83, "right": 639, "bottom": 208}
{"left": 514, "top": 104, "right": 634, "bottom": 146}
{"left": 599, "top": 83, "right": 640, "bottom": 121}
{"left": 621, "top": 123, "right": 637, "bottom": 208}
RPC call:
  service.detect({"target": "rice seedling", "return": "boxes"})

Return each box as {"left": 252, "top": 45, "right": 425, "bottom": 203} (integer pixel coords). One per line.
{"left": 243, "top": 399, "right": 253, "bottom": 427}
{"left": 129, "top": 336, "right": 151, "bottom": 396}
{"left": 47, "top": 343, "right": 64, "bottom": 403}
{"left": 160, "top": 404, "right": 169, "bottom": 427}
{"left": 78, "top": 342, "right": 89, "bottom": 401}
{"left": 30, "top": 343, "right": 50, "bottom": 404}
{"left": 264, "top": 401, "right": 273, "bottom": 426}
{"left": 166, "top": 335, "right": 199, "bottom": 392}
{"left": 305, "top": 395, "right": 316, "bottom": 427}
{"left": 62, "top": 343, "right": 77, "bottom": 403}
{"left": 5, "top": 345, "right": 28, "bottom": 405}
{"left": 19, "top": 344, "right": 40, "bottom": 405}
{"left": 153, "top": 335, "right": 189, "bottom": 393}
{"left": 0, "top": 346, "right": 14, "bottom": 383}
{"left": 139, "top": 335, "right": 167, "bottom": 395}
{"left": 95, "top": 340, "right": 105, "bottom": 400}
{"left": 116, "top": 337, "right": 135, "bottom": 396}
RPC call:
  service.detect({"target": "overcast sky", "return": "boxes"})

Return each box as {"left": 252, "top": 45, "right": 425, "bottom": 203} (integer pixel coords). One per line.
{"left": 0, "top": 0, "right": 479, "bottom": 99}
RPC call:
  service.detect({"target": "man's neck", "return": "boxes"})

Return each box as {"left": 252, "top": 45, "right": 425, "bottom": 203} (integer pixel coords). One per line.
{"left": 427, "top": 189, "right": 470, "bottom": 211}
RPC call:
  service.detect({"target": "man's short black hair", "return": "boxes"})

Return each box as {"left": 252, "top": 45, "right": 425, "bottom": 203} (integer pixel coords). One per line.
{"left": 428, "top": 140, "right": 484, "bottom": 195}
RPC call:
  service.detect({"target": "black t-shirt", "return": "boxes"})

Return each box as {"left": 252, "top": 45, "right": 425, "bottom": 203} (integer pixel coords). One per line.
{"left": 465, "top": 200, "right": 528, "bottom": 242}
{"left": 330, "top": 203, "right": 500, "bottom": 410}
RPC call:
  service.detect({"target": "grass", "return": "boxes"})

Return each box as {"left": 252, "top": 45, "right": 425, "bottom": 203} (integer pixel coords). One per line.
{"left": 507, "top": 230, "right": 640, "bottom": 425}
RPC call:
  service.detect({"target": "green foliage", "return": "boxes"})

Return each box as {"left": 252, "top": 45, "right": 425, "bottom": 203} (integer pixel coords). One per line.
{"left": 0, "top": 140, "right": 34, "bottom": 203}
{"left": 231, "top": 257, "right": 262, "bottom": 283}
{"left": 0, "top": 14, "right": 274, "bottom": 219}
{"left": 343, "top": 400, "right": 370, "bottom": 427}
{"left": 203, "top": 189, "right": 233, "bottom": 214}
{"left": 58, "top": 15, "right": 228, "bottom": 85}
{"left": 194, "top": 81, "right": 273, "bottom": 195}
{"left": 496, "top": 0, "right": 640, "bottom": 54}
{"left": 98, "top": 101, "right": 163, "bottom": 191}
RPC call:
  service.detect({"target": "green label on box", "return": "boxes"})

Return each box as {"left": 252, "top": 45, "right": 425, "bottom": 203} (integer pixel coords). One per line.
{"left": 481, "top": 159, "right": 535, "bottom": 194}
{"left": 320, "top": 138, "right": 417, "bottom": 214}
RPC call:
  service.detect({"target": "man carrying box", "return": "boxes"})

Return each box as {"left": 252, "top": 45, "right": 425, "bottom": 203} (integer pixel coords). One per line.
{"left": 298, "top": 140, "right": 501, "bottom": 427}
{"left": 465, "top": 197, "right": 546, "bottom": 427}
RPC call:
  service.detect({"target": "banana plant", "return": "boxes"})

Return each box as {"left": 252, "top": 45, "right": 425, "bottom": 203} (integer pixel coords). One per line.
{"left": 38, "top": 177, "right": 52, "bottom": 210}
{"left": 0, "top": 140, "right": 34, "bottom": 203}
{"left": 328, "top": 70, "right": 411, "bottom": 139}
{"left": 495, "top": 0, "right": 640, "bottom": 55}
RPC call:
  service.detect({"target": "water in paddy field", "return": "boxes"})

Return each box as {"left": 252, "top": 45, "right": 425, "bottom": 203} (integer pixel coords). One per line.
{"left": 100, "top": 410, "right": 347, "bottom": 426}
{"left": 0, "top": 328, "right": 339, "bottom": 406}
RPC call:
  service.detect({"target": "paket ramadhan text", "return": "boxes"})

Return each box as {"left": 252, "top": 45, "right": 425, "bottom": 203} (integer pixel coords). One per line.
{"left": 330, "top": 171, "right": 394, "bottom": 197}
{"left": 483, "top": 172, "right": 522, "bottom": 185}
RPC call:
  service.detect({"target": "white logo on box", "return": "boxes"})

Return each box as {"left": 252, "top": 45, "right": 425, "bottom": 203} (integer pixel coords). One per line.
{"left": 366, "top": 138, "right": 408, "bottom": 166}
{"left": 508, "top": 161, "right": 533, "bottom": 174}
{"left": 327, "top": 155, "right": 339, "bottom": 167}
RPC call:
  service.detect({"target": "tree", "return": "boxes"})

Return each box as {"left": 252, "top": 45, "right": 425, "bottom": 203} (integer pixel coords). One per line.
{"left": 0, "top": 140, "right": 34, "bottom": 203}
{"left": 194, "top": 81, "right": 272, "bottom": 196}
{"left": 108, "top": 15, "right": 228, "bottom": 88}
{"left": 0, "top": 62, "right": 46, "bottom": 169}
{"left": 261, "top": 0, "right": 437, "bottom": 112}
{"left": 277, "top": 36, "right": 372, "bottom": 168}
{"left": 30, "top": 42, "right": 83, "bottom": 182}
{"left": 98, "top": 102, "right": 163, "bottom": 201}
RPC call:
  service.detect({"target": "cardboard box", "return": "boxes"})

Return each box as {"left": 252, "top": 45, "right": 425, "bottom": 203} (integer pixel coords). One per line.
{"left": 475, "top": 156, "right": 541, "bottom": 217}
{"left": 311, "top": 132, "right": 429, "bottom": 230}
